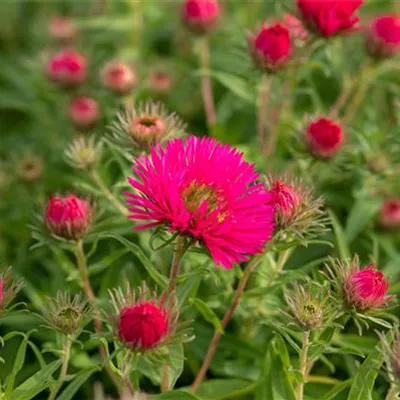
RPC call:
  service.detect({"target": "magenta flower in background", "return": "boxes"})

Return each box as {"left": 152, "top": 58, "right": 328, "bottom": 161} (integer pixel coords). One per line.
{"left": 68, "top": 97, "right": 100, "bottom": 129}
{"left": 380, "top": 199, "right": 400, "bottom": 229}
{"left": 181, "top": 0, "right": 221, "bottom": 34}
{"left": 367, "top": 15, "right": 400, "bottom": 59}
{"left": 126, "top": 137, "right": 275, "bottom": 268}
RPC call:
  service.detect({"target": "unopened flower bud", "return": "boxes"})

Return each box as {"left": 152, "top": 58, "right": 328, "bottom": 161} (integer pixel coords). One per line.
{"left": 248, "top": 23, "right": 291, "bottom": 73}
{"left": 181, "top": 0, "right": 221, "bottom": 35}
{"left": 68, "top": 97, "right": 100, "bottom": 129}
{"left": 18, "top": 155, "right": 44, "bottom": 183}
{"left": 0, "top": 267, "right": 23, "bottom": 317}
{"left": 380, "top": 199, "right": 400, "bottom": 230}
{"left": 45, "top": 194, "right": 92, "bottom": 241}
{"left": 47, "top": 50, "right": 87, "bottom": 87}
{"left": 148, "top": 71, "right": 173, "bottom": 96}
{"left": 367, "top": 15, "right": 400, "bottom": 59}
{"left": 48, "top": 16, "right": 78, "bottom": 42}
{"left": 306, "top": 117, "right": 344, "bottom": 158}
{"left": 283, "top": 13, "right": 309, "bottom": 42}
{"left": 100, "top": 62, "right": 137, "bottom": 95}
{"left": 270, "top": 180, "right": 300, "bottom": 222}
{"left": 65, "top": 136, "right": 102, "bottom": 170}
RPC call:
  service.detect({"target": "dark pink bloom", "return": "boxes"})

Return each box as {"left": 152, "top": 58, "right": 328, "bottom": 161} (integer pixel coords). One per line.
{"left": 45, "top": 194, "right": 92, "bottom": 241}
{"left": 68, "top": 97, "right": 100, "bottom": 129}
{"left": 344, "top": 263, "right": 391, "bottom": 310}
{"left": 306, "top": 117, "right": 344, "bottom": 158}
{"left": 48, "top": 16, "right": 78, "bottom": 41}
{"left": 100, "top": 62, "right": 137, "bottom": 95}
{"left": 367, "top": 15, "right": 400, "bottom": 59}
{"left": 126, "top": 137, "right": 275, "bottom": 268}
{"left": 181, "top": 0, "right": 220, "bottom": 34}
{"left": 249, "top": 23, "right": 291, "bottom": 72}
{"left": 47, "top": 50, "right": 86, "bottom": 87}
{"left": 380, "top": 199, "right": 400, "bottom": 229}
{"left": 270, "top": 180, "right": 300, "bottom": 220}
{"left": 284, "top": 13, "right": 309, "bottom": 41}
{"left": 297, "top": 0, "right": 363, "bottom": 37}
{"left": 119, "top": 302, "right": 169, "bottom": 350}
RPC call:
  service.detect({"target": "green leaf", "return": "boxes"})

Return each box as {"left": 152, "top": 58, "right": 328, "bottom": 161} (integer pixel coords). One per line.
{"left": 153, "top": 390, "right": 202, "bottom": 400}
{"left": 328, "top": 210, "right": 350, "bottom": 260}
{"left": 347, "top": 331, "right": 393, "bottom": 400}
{"left": 12, "top": 360, "right": 62, "bottom": 400}
{"left": 56, "top": 366, "right": 101, "bottom": 400}
{"left": 101, "top": 233, "right": 168, "bottom": 288}
{"left": 194, "top": 379, "right": 255, "bottom": 400}
{"left": 167, "top": 344, "right": 185, "bottom": 390}
{"left": 190, "top": 298, "right": 224, "bottom": 333}
{"left": 345, "top": 198, "right": 381, "bottom": 242}
{"left": 320, "top": 379, "right": 352, "bottom": 400}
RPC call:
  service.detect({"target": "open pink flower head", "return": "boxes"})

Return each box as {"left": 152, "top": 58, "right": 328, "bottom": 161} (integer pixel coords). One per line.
{"left": 297, "top": 0, "right": 363, "bottom": 37}
{"left": 306, "top": 117, "right": 344, "bottom": 158}
{"left": 181, "top": 0, "right": 221, "bottom": 34}
{"left": 119, "top": 302, "right": 169, "bottom": 351}
{"left": 126, "top": 137, "right": 275, "bottom": 268}
{"left": 68, "top": 97, "right": 100, "bottom": 129}
{"left": 380, "top": 199, "right": 400, "bottom": 229}
{"left": 45, "top": 194, "right": 92, "bottom": 241}
{"left": 249, "top": 23, "right": 292, "bottom": 72}
{"left": 367, "top": 15, "right": 400, "bottom": 59}
{"left": 344, "top": 263, "right": 391, "bottom": 310}
{"left": 47, "top": 50, "right": 86, "bottom": 87}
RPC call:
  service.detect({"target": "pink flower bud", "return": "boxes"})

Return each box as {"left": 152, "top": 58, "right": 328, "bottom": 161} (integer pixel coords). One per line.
{"left": 270, "top": 180, "right": 301, "bottom": 220}
{"left": 344, "top": 263, "right": 391, "bottom": 310}
{"left": 68, "top": 97, "right": 100, "bottom": 129}
{"left": 367, "top": 15, "right": 400, "bottom": 59}
{"left": 297, "top": 0, "right": 363, "bottom": 37}
{"left": 45, "top": 194, "right": 92, "bottom": 241}
{"left": 148, "top": 71, "right": 173, "bottom": 96}
{"left": 119, "top": 302, "right": 169, "bottom": 351}
{"left": 100, "top": 62, "right": 137, "bottom": 95}
{"left": 306, "top": 117, "right": 344, "bottom": 158}
{"left": 248, "top": 23, "right": 291, "bottom": 72}
{"left": 380, "top": 199, "right": 400, "bottom": 229}
{"left": 181, "top": 0, "right": 221, "bottom": 35}
{"left": 48, "top": 16, "right": 78, "bottom": 42}
{"left": 47, "top": 50, "right": 87, "bottom": 87}
{"left": 283, "top": 13, "right": 309, "bottom": 42}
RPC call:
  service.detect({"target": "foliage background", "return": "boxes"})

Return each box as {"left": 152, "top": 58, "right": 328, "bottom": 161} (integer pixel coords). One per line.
{"left": 1, "top": 0, "right": 400, "bottom": 399}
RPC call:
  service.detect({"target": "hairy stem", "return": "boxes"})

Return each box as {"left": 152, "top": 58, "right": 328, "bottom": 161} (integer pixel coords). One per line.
{"left": 296, "top": 330, "right": 310, "bottom": 400}
{"left": 90, "top": 170, "right": 129, "bottom": 217}
{"left": 75, "top": 240, "right": 122, "bottom": 391}
{"left": 161, "top": 363, "right": 169, "bottom": 393}
{"left": 167, "top": 236, "right": 186, "bottom": 296}
{"left": 257, "top": 75, "right": 270, "bottom": 149}
{"left": 198, "top": 38, "right": 217, "bottom": 129}
{"left": 48, "top": 337, "right": 71, "bottom": 400}
{"left": 191, "top": 254, "right": 263, "bottom": 392}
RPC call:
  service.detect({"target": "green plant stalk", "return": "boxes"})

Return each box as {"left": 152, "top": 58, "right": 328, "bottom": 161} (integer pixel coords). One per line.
{"left": 48, "top": 337, "right": 71, "bottom": 400}
{"left": 167, "top": 236, "right": 187, "bottom": 296}
{"left": 296, "top": 330, "right": 310, "bottom": 400}
{"left": 386, "top": 385, "right": 400, "bottom": 400}
{"left": 90, "top": 170, "right": 129, "bottom": 217}
{"left": 257, "top": 75, "right": 270, "bottom": 149}
{"left": 75, "top": 240, "right": 122, "bottom": 392}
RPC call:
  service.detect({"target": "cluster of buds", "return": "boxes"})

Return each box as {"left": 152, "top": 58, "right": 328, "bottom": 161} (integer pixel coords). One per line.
{"left": 68, "top": 97, "right": 100, "bottom": 130}
{"left": 0, "top": 267, "right": 23, "bottom": 318}
{"left": 296, "top": 0, "right": 363, "bottom": 38}
{"left": 265, "top": 174, "right": 326, "bottom": 244}
{"left": 181, "top": 0, "right": 221, "bottom": 35}
{"left": 367, "top": 15, "right": 400, "bottom": 60}
{"left": 39, "top": 292, "right": 91, "bottom": 336}
{"left": 65, "top": 136, "right": 102, "bottom": 170}
{"left": 248, "top": 22, "right": 292, "bottom": 73}
{"left": 45, "top": 194, "right": 93, "bottom": 241}
{"left": 48, "top": 16, "right": 78, "bottom": 42}
{"left": 100, "top": 62, "right": 137, "bottom": 96}
{"left": 110, "top": 101, "right": 187, "bottom": 152}
{"left": 380, "top": 199, "right": 400, "bottom": 230}
{"left": 108, "top": 284, "right": 188, "bottom": 353}
{"left": 305, "top": 117, "right": 344, "bottom": 159}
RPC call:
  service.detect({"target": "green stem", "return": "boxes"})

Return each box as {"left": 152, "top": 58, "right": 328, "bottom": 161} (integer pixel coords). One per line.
{"left": 386, "top": 385, "right": 400, "bottom": 400}
{"left": 90, "top": 170, "right": 129, "bottom": 217}
{"left": 167, "top": 236, "right": 187, "bottom": 296}
{"left": 48, "top": 337, "right": 71, "bottom": 400}
{"left": 257, "top": 75, "right": 270, "bottom": 149}
{"left": 296, "top": 331, "right": 310, "bottom": 400}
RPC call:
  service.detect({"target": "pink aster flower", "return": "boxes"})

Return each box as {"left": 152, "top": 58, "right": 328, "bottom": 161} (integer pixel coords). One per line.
{"left": 126, "top": 137, "right": 274, "bottom": 268}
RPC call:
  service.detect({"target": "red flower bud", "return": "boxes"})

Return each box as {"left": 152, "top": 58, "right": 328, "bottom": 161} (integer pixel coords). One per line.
{"left": 306, "top": 117, "right": 344, "bottom": 158}
{"left": 181, "top": 0, "right": 221, "bottom": 35}
{"left": 367, "top": 15, "right": 400, "bottom": 59}
{"left": 248, "top": 23, "right": 291, "bottom": 72}
{"left": 344, "top": 263, "right": 391, "bottom": 310}
{"left": 119, "top": 302, "right": 169, "bottom": 351}
{"left": 47, "top": 50, "right": 87, "bottom": 87}
{"left": 48, "top": 17, "right": 78, "bottom": 42}
{"left": 283, "top": 13, "right": 309, "bottom": 42}
{"left": 100, "top": 62, "right": 137, "bottom": 95}
{"left": 45, "top": 194, "right": 92, "bottom": 241}
{"left": 270, "top": 180, "right": 301, "bottom": 220}
{"left": 68, "top": 97, "right": 100, "bottom": 129}
{"left": 380, "top": 199, "right": 400, "bottom": 229}
{"left": 297, "top": 0, "right": 363, "bottom": 37}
